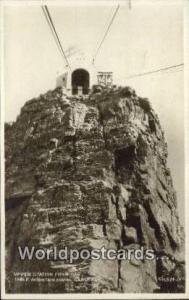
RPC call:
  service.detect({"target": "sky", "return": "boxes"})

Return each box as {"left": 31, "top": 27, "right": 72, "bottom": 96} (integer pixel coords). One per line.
{"left": 3, "top": 0, "right": 184, "bottom": 223}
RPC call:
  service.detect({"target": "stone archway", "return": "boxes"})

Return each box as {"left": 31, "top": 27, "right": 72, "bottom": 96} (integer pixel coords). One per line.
{"left": 71, "top": 68, "right": 90, "bottom": 95}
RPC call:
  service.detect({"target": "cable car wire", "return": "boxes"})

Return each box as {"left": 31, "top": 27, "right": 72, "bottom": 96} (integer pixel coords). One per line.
{"left": 41, "top": 5, "right": 71, "bottom": 71}
{"left": 92, "top": 5, "right": 120, "bottom": 64}
{"left": 126, "top": 63, "right": 183, "bottom": 79}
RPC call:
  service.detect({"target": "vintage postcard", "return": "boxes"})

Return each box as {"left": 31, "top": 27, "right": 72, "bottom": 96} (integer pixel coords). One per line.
{"left": 1, "top": 0, "right": 189, "bottom": 299}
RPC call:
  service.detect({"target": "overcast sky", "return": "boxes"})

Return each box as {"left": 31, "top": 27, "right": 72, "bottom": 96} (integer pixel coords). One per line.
{"left": 3, "top": 0, "right": 184, "bottom": 223}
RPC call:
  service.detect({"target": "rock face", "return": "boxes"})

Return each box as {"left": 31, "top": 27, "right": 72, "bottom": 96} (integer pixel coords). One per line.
{"left": 5, "top": 86, "right": 185, "bottom": 293}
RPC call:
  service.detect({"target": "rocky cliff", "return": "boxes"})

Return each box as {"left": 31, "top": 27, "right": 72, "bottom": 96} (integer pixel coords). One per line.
{"left": 5, "top": 85, "right": 185, "bottom": 293}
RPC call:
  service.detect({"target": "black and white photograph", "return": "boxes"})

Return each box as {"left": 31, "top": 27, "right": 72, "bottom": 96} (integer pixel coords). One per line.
{"left": 0, "top": 0, "right": 189, "bottom": 298}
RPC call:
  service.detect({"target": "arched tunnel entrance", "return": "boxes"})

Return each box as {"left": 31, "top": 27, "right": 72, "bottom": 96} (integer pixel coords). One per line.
{"left": 71, "top": 68, "right": 90, "bottom": 95}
